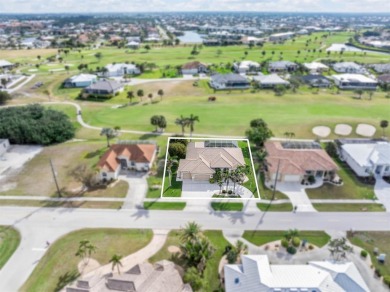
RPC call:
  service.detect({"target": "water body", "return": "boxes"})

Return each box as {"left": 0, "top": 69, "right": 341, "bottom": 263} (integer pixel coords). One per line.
{"left": 327, "top": 43, "right": 389, "bottom": 55}
{"left": 177, "top": 31, "right": 204, "bottom": 44}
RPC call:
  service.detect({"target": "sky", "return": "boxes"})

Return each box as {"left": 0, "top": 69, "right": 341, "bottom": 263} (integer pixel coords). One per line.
{"left": 0, "top": 0, "right": 389, "bottom": 13}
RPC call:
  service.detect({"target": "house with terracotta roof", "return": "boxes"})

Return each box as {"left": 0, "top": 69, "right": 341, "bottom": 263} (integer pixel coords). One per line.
{"left": 264, "top": 141, "right": 339, "bottom": 183}
{"left": 97, "top": 143, "right": 157, "bottom": 180}
{"left": 181, "top": 61, "right": 208, "bottom": 75}
{"left": 177, "top": 141, "right": 245, "bottom": 181}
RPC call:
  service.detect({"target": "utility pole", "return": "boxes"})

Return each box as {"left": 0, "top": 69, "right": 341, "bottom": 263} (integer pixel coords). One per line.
{"left": 50, "top": 159, "right": 61, "bottom": 197}
{"left": 271, "top": 159, "right": 281, "bottom": 201}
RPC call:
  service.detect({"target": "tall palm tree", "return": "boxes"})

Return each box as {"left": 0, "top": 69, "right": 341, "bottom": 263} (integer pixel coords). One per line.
{"left": 157, "top": 89, "right": 164, "bottom": 101}
{"left": 109, "top": 254, "right": 123, "bottom": 274}
{"left": 380, "top": 120, "right": 389, "bottom": 137}
{"left": 175, "top": 115, "right": 189, "bottom": 136}
{"left": 100, "top": 128, "right": 116, "bottom": 147}
{"left": 188, "top": 114, "right": 200, "bottom": 137}
{"left": 127, "top": 91, "right": 134, "bottom": 105}
{"left": 166, "top": 157, "right": 177, "bottom": 187}
{"left": 181, "top": 221, "right": 202, "bottom": 242}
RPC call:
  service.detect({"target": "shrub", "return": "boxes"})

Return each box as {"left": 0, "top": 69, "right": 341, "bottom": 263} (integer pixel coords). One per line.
{"left": 308, "top": 244, "right": 314, "bottom": 250}
{"left": 209, "top": 178, "right": 215, "bottom": 184}
{"left": 168, "top": 142, "right": 187, "bottom": 159}
{"left": 375, "top": 268, "right": 382, "bottom": 278}
{"left": 292, "top": 237, "right": 301, "bottom": 247}
{"left": 222, "top": 190, "right": 227, "bottom": 194}
{"left": 307, "top": 175, "right": 316, "bottom": 184}
{"left": 227, "top": 190, "right": 233, "bottom": 194}
{"left": 360, "top": 250, "right": 368, "bottom": 258}
{"left": 286, "top": 246, "right": 297, "bottom": 255}
{"left": 383, "top": 275, "right": 390, "bottom": 287}
{"left": 281, "top": 239, "right": 289, "bottom": 248}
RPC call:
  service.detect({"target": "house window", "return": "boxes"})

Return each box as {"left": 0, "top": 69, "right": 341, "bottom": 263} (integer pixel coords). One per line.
{"left": 234, "top": 278, "right": 240, "bottom": 285}
{"left": 102, "top": 172, "right": 107, "bottom": 177}
{"left": 385, "top": 166, "right": 389, "bottom": 172}
{"left": 131, "top": 161, "right": 135, "bottom": 166}
{"left": 365, "top": 168, "right": 370, "bottom": 173}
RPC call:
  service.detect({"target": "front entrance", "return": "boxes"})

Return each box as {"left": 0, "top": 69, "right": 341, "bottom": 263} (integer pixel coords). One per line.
{"left": 120, "top": 159, "right": 127, "bottom": 170}
{"left": 375, "top": 165, "right": 383, "bottom": 175}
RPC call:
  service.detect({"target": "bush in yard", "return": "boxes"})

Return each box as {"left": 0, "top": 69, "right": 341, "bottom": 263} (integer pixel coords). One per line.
{"left": 281, "top": 239, "right": 289, "bottom": 248}
{"left": 286, "top": 246, "right": 297, "bottom": 255}
{"left": 360, "top": 250, "right": 368, "bottom": 258}
{"left": 292, "top": 237, "right": 301, "bottom": 247}
{"left": 308, "top": 244, "right": 314, "bottom": 250}
{"left": 0, "top": 104, "right": 75, "bottom": 145}
{"left": 168, "top": 142, "right": 187, "bottom": 159}
{"left": 375, "top": 268, "right": 382, "bottom": 278}
{"left": 227, "top": 190, "right": 233, "bottom": 194}
{"left": 383, "top": 275, "right": 390, "bottom": 287}
{"left": 209, "top": 178, "right": 215, "bottom": 184}
{"left": 307, "top": 175, "right": 316, "bottom": 184}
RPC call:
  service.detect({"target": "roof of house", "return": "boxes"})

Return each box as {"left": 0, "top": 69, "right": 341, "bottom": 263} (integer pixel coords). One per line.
{"left": 224, "top": 255, "right": 369, "bottom": 291}
{"left": 303, "top": 62, "right": 329, "bottom": 70}
{"left": 300, "top": 74, "right": 331, "bottom": 83}
{"left": 268, "top": 61, "right": 297, "bottom": 68}
{"left": 65, "top": 74, "right": 97, "bottom": 83}
{"left": 85, "top": 79, "right": 123, "bottom": 92}
{"left": 341, "top": 141, "right": 390, "bottom": 167}
{"left": 0, "top": 60, "right": 13, "bottom": 67}
{"left": 332, "top": 74, "right": 377, "bottom": 83}
{"left": 333, "top": 62, "right": 362, "bottom": 69}
{"left": 211, "top": 73, "right": 249, "bottom": 84}
{"left": 182, "top": 61, "right": 207, "bottom": 70}
{"left": 378, "top": 74, "right": 390, "bottom": 83}
{"left": 98, "top": 144, "right": 157, "bottom": 172}
{"left": 177, "top": 142, "right": 245, "bottom": 176}
{"left": 234, "top": 60, "right": 260, "bottom": 69}
{"left": 264, "top": 141, "right": 339, "bottom": 175}
{"left": 253, "top": 74, "right": 289, "bottom": 85}
{"left": 105, "top": 63, "right": 138, "bottom": 72}
{"left": 371, "top": 63, "right": 390, "bottom": 73}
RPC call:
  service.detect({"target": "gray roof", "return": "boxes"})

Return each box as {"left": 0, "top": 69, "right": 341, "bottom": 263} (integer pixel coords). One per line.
{"left": 371, "top": 63, "right": 390, "bottom": 73}
{"left": 211, "top": 73, "right": 249, "bottom": 83}
{"left": 268, "top": 61, "right": 297, "bottom": 69}
{"left": 253, "top": 74, "right": 289, "bottom": 85}
{"left": 85, "top": 80, "right": 122, "bottom": 92}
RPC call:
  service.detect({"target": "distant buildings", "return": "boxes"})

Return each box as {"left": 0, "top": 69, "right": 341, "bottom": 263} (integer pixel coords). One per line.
{"left": 370, "top": 63, "right": 390, "bottom": 74}
{"left": 0, "top": 60, "right": 14, "bottom": 71}
{"left": 252, "top": 74, "right": 289, "bottom": 88}
{"left": 332, "top": 74, "right": 377, "bottom": 90}
{"left": 181, "top": 61, "right": 208, "bottom": 75}
{"left": 269, "top": 32, "right": 295, "bottom": 42}
{"left": 102, "top": 63, "right": 140, "bottom": 77}
{"left": 233, "top": 60, "right": 261, "bottom": 74}
{"left": 332, "top": 62, "right": 366, "bottom": 74}
{"left": 268, "top": 61, "right": 298, "bottom": 73}
{"left": 300, "top": 74, "right": 332, "bottom": 88}
{"left": 210, "top": 73, "right": 250, "bottom": 90}
{"left": 224, "top": 255, "right": 369, "bottom": 292}
{"left": 303, "top": 62, "right": 329, "bottom": 73}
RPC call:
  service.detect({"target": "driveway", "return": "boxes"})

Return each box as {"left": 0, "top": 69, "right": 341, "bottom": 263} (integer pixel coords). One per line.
{"left": 375, "top": 178, "right": 390, "bottom": 212}
{"left": 119, "top": 172, "right": 148, "bottom": 209}
{"left": 181, "top": 179, "right": 254, "bottom": 199}
{"left": 274, "top": 182, "right": 317, "bottom": 212}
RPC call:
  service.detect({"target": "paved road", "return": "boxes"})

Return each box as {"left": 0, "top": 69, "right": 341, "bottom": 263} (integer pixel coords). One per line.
{"left": 0, "top": 206, "right": 390, "bottom": 290}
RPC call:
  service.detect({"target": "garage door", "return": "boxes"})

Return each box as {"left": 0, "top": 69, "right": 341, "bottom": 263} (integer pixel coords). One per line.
{"left": 283, "top": 175, "right": 301, "bottom": 182}
{"left": 193, "top": 174, "right": 211, "bottom": 181}
{"left": 182, "top": 173, "right": 192, "bottom": 179}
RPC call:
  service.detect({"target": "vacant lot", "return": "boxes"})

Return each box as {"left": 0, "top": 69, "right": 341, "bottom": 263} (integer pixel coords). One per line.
{"left": 0, "top": 226, "right": 21, "bottom": 269}
{"left": 21, "top": 228, "right": 153, "bottom": 292}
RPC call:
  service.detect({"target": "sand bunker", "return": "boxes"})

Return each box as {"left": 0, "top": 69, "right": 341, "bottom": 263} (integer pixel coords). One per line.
{"left": 356, "top": 124, "right": 376, "bottom": 137}
{"left": 335, "top": 124, "right": 352, "bottom": 136}
{"left": 312, "top": 126, "right": 331, "bottom": 138}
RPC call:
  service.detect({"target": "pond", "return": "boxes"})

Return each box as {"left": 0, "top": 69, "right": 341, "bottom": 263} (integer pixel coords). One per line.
{"left": 327, "top": 43, "right": 389, "bottom": 55}
{"left": 177, "top": 31, "right": 204, "bottom": 44}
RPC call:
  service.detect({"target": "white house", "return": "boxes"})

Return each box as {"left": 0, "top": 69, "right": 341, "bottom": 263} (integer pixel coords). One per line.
{"left": 63, "top": 74, "right": 97, "bottom": 88}
{"left": 269, "top": 32, "right": 295, "bottom": 42}
{"left": 333, "top": 62, "right": 366, "bottom": 74}
{"left": 332, "top": 74, "right": 377, "bottom": 90}
{"left": 303, "top": 62, "right": 329, "bottom": 73}
{"left": 252, "top": 74, "right": 289, "bottom": 88}
{"left": 233, "top": 60, "right": 260, "bottom": 74}
{"left": 224, "top": 255, "right": 369, "bottom": 292}
{"left": 210, "top": 73, "right": 250, "bottom": 90}
{"left": 181, "top": 61, "right": 208, "bottom": 75}
{"left": 0, "top": 139, "right": 10, "bottom": 157}
{"left": 338, "top": 139, "right": 390, "bottom": 177}
{"left": 97, "top": 143, "right": 157, "bottom": 180}
{"left": 102, "top": 63, "right": 140, "bottom": 77}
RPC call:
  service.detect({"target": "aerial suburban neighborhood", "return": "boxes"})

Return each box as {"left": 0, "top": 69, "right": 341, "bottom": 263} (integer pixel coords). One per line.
{"left": 0, "top": 4, "right": 390, "bottom": 292}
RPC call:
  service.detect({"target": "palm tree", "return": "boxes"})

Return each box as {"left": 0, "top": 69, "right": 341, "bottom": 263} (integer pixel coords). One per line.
{"left": 175, "top": 115, "right": 189, "bottom": 136}
{"left": 157, "top": 89, "right": 164, "bottom": 101}
{"left": 181, "top": 221, "right": 202, "bottom": 242}
{"left": 127, "top": 91, "right": 134, "bottom": 105}
{"left": 100, "top": 128, "right": 116, "bottom": 147}
{"left": 137, "top": 89, "right": 144, "bottom": 101}
{"left": 187, "top": 114, "right": 200, "bottom": 137}
{"left": 75, "top": 240, "right": 97, "bottom": 264}
{"left": 148, "top": 93, "right": 153, "bottom": 103}
{"left": 166, "top": 156, "right": 177, "bottom": 187}
{"left": 380, "top": 120, "right": 389, "bottom": 137}
{"left": 109, "top": 254, "right": 123, "bottom": 274}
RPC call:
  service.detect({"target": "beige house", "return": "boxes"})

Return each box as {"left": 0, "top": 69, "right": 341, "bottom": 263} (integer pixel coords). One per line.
{"left": 177, "top": 141, "right": 245, "bottom": 181}
{"left": 264, "top": 141, "right": 338, "bottom": 183}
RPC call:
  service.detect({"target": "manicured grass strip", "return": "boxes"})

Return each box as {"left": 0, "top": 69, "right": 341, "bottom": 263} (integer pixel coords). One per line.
{"left": 211, "top": 202, "right": 243, "bottom": 211}
{"left": 147, "top": 175, "right": 163, "bottom": 198}
{"left": 306, "top": 158, "right": 375, "bottom": 200}
{"left": 243, "top": 231, "right": 330, "bottom": 248}
{"left": 21, "top": 228, "right": 153, "bottom": 292}
{"left": 348, "top": 232, "right": 390, "bottom": 278}
{"left": 313, "top": 203, "right": 385, "bottom": 212}
{"left": 0, "top": 226, "right": 21, "bottom": 269}
{"left": 0, "top": 200, "right": 123, "bottom": 209}
{"left": 143, "top": 201, "right": 186, "bottom": 210}
{"left": 257, "top": 203, "right": 293, "bottom": 212}
{"left": 162, "top": 165, "right": 182, "bottom": 197}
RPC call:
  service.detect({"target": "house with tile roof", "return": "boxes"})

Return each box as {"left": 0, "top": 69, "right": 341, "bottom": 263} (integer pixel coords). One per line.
{"left": 177, "top": 141, "right": 245, "bottom": 181}
{"left": 224, "top": 255, "right": 369, "bottom": 292}
{"left": 83, "top": 79, "right": 124, "bottom": 98}
{"left": 210, "top": 73, "right": 250, "bottom": 90}
{"left": 97, "top": 143, "right": 157, "bottom": 180}
{"left": 181, "top": 61, "right": 208, "bottom": 75}
{"left": 264, "top": 141, "right": 339, "bottom": 183}
{"left": 233, "top": 60, "right": 261, "bottom": 74}
{"left": 252, "top": 74, "right": 289, "bottom": 88}
{"left": 268, "top": 61, "right": 298, "bottom": 73}
{"left": 64, "top": 74, "right": 97, "bottom": 88}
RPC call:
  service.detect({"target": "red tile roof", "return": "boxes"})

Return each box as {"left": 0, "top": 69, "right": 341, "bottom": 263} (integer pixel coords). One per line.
{"left": 98, "top": 144, "right": 156, "bottom": 172}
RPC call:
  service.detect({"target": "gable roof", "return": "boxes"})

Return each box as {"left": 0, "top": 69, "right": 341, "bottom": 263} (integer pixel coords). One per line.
{"left": 211, "top": 73, "right": 249, "bottom": 84}
{"left": 66, "top": 74, "right": 97, "bottom": 83}
{"left": 85, "top": 79, "right": 123, "bottom": 92}
{"left": 342, "top": 141, "right": 390, "bottom": 167}
{"left": 264, "top": 141, "right": 338, "bottom": 176}
{"left": 98, "top": 144, "right": 157, "bottom": 172}
{"left": 0, "top": 60, "right": 13, "bottom": 67}
{"left": 268, "top": 61, "right": 297, "bottom": 69}
{"left": 253, "top": 74, "right": 289, "bottom": 85}
{"left": 182, "top": 61, "right": 207, "bottom": 70}
{"left": 303, "top": 62, "right": 329, "bottom": 70}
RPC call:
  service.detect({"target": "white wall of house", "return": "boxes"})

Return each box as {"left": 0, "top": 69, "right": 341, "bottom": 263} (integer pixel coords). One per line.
{"left": 99, "top": 166, "right": 120, "bottom": 181}
{"left": 0, "top": 139, "right": 10, "bottom": 156}
{"left": 340, "top": 148, "right": 370, "bottom": 177}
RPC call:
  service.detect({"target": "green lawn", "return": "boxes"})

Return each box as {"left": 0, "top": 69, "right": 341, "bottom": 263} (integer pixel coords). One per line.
{"left": 0, "top": 226, "right": 21, "bottom": 269}
{"left": 147, "top": 175, "right": 163, "bottom": 198}
{"left": 0, "top": 199, "right": 123, "bottom": 209}
{"left": 348, "top": 232, "right": 390, "bottom": 278}
{"left": 258, "top": 173, "right": 289, "bottom": 200}
{"left": 143, "top": 201, "right": 186, "bottom": 210}
{"left": 211, "top": 202, "right": 244, "bottom": 211}
{"left": 21, "top": 228, "right": 153, "bottom": 292}
{"left": 148, "top": 230, "right": 229, "bottom": 292}
{"left": 243, "top": 231, "right": 330, "bottom": 247}
{"left": 257, "top": 202, "right": 293, "bottom": 212}
{"left": 238, "top": 141, "right": 259, "bottom": 197}
{"left": 162, "top": 165, "right": 183, "bottom": 198}
{"left": 306, "top": 158, "right": 376, "bottom": 200}
{"left": 313, "top": 203, "right": 385, "bottom": 212}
